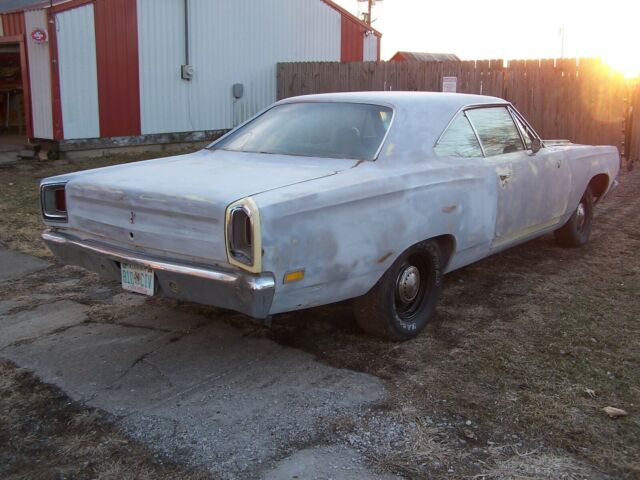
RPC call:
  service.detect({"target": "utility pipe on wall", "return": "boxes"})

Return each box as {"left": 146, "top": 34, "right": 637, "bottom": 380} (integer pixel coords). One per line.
{"left": 181, "top": 0, "right": 193, "bottom": 80}
{"left": 184, "top": 0, "right": 189, "bottom": 66}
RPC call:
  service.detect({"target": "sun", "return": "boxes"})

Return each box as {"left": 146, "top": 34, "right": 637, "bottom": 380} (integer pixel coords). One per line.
{"left": 603, "top": 54, "right": 640, "bottom": 79}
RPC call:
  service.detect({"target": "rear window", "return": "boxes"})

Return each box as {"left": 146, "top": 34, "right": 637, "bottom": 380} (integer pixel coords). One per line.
{"left": 212, "top": 102, "right": 393, "bottom": 161}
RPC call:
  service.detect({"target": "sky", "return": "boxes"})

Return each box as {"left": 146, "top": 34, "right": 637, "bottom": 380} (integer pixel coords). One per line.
{"left": 333, "top": 0, "right": 639, "bottom": 77}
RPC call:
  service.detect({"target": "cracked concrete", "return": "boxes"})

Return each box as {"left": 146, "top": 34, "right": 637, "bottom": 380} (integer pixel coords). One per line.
{"left": 263, "top": 445, "right": 400, "bottom": 480}
{"left": 1, "top": 252, "right": 395, "bottom": 479}
{"left": 0, "top": 248, "right": 50, "bottom": 282}
{"left": 0, "top": 300, "right": 18, "bottom": 316}
{"left": 0, "top": 300, "right": 89, "bottom": 349}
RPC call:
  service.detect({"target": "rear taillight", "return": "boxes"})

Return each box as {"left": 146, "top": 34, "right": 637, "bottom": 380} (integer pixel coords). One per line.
{"left": 225, "top": 198, "right": 262, "bottom": 273}
{"left": 227, "top": 206, "right": 253, "bottom": 265}
{"left": 55, "top": 188, "right": 66, "bottom": 212}
{"left": 41, "top": 183, "right": 68, "bottom": 222}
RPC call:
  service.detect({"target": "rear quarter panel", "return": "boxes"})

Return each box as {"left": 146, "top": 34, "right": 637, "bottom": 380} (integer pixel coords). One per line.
{"left": 255, "top": 159, "right": 497, "bottom": 314}
{"left": 561, "top": 144, "right": 620, "bottom": 222}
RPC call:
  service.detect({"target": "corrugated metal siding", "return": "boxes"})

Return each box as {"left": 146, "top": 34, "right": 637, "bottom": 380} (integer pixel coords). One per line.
{"left": 137, "top": 0, "right": 341, "bottom": 134}
{"left": 24, "top": 9, "right": 53, "bottom": 139}
{"left": 94, "top": 0, "right": 140, "bottom": 137}
{"left": 56, "top": 3, "right": 100, "bottom": 139}
{"left": 1, "top": 12, "right": 25, "bottom": 36}
{"left": 340, "top": 15, "right": 364, "bottom": 62}
{"left": 363, "top": 33, "right": 377, "bottom": 62}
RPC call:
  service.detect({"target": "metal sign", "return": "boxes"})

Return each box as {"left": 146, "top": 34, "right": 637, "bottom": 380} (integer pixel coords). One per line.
{"left": 442, "top": 76, "right": 457, "bottom": 93}
{"left": 31, "top": 28, "right": 48, "bottom": 44}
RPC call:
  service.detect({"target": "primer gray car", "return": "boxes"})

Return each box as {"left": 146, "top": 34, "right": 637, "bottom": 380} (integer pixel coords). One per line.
{"left": 40, "top": 92, "right": 620, "bottom": 340}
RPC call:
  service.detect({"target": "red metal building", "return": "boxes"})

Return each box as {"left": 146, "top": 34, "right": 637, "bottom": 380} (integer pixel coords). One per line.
{"left": 0, "top": 0, "right": 381, "bottom": 154}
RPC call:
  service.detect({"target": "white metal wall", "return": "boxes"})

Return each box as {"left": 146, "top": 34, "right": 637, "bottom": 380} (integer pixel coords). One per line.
{"left": 136, "top": 0, "right": 189, "bottom": 135}
{"left": 56, "top": 4, "right": 100, "bottom": 139}
{"left": 363, "top": 33, "right": 378, "bottom": 62}
{"left": 24, "top": 9, "right": 54, "bottom": 139}
{"left": 137, "top": 0, "right": 342, "bottom": 135}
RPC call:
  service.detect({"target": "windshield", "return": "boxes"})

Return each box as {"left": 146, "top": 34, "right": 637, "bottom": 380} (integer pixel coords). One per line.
{"left": 212, "top": 102, "right": 393, "bottom": 161}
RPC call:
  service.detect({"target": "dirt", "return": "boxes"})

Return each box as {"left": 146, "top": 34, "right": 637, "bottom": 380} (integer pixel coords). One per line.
{"left": 0, "top": 155, "right": 638, "bottom": 479}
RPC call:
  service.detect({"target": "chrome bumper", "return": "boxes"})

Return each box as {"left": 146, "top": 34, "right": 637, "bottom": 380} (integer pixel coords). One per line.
{"left": 42, "top": 231, "right": 275, "bottom": 318}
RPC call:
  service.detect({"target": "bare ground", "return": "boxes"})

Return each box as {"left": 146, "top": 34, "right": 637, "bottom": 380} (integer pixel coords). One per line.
{"left": 0, "top": 155, "right": 638, "bottom": 479}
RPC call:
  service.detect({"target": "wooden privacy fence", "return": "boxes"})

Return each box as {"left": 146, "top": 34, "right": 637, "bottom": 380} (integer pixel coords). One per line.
{"left": 277, "top": 59, "right": 636, "bottom": 166}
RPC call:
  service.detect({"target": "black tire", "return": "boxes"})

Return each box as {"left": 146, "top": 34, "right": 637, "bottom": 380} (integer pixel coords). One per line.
{"left": 554, "top": 188, "right": 594, "bottom": 248}
{"left": 353, "top": 241, "right": 444, "bottom": 341}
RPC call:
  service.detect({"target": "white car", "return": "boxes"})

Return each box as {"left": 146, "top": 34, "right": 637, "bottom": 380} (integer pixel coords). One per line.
{"left": 41, "top": 92, "right": 620, "bottom": 340}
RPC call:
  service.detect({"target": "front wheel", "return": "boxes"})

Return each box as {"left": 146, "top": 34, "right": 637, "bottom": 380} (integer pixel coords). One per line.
{"left": 554, "top": 189, "right": 594, "bottom": 248}
{"left": 354, "top": 241, "right": 444, "bottom": 341}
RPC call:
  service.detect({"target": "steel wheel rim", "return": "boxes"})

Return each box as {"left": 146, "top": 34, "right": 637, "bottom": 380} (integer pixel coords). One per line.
{"left": 395, "top": 256, "right": 430, "bottom": 320}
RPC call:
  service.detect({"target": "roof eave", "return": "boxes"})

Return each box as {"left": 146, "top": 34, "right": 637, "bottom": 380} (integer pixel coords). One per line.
{"left": 320, "top": 0, "right": 382, "bottom": 37}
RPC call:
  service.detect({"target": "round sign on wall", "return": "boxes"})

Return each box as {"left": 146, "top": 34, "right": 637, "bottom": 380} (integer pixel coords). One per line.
{"left": 31, "top": 28, "right": 48, "bottom": 44}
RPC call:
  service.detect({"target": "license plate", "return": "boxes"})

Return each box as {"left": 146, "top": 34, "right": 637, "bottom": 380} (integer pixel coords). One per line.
{"left": 121, "top": 263, "right": 154, "bottom": 296}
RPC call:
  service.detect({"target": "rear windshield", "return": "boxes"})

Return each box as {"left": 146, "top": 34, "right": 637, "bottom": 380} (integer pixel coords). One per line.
{"left": 212, "top": 102, "right": 393, "bottom": 161}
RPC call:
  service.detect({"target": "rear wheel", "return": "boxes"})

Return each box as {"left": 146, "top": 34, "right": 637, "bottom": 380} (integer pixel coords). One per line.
{"left": 554, "top": 189, "right": 594, "bottom": 247}
{"left": 354, "top": 241, "right": 444, "bottom": 341}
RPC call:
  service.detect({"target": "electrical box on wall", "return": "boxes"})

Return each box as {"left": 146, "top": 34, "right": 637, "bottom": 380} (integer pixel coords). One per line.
{"left": 232, "top": 83, "right": 244, "bottom": 99}
{"left": 181, "top": 64, "right": 194, "bottom": 81}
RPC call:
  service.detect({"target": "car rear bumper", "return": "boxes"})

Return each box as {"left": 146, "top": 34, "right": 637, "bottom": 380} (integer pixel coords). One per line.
{"left": 42, "top": 230, "right": 275, "bottom": 318}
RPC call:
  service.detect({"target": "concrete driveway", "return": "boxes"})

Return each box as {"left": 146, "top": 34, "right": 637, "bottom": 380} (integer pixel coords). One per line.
{"left": 0, "top": 248, "right": 400, "bottom": 479}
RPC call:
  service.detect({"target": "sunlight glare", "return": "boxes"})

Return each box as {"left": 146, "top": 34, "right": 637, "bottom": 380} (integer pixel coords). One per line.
{"left": 334, "top": 0, "right": 640, "bottom": 75}
{"left": 602, "top": 54, "right": 640, "bottom": 79}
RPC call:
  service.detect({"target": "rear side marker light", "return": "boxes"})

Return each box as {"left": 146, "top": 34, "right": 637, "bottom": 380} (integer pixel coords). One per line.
{"left": 283, "top": 270, "right": 305, "bottom": 284}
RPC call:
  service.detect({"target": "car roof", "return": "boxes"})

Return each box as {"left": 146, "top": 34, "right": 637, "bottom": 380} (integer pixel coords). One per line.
{"left": 276, "top": 92, "right": 510, "bottom": 159}
{"left": 278, "top": 91, "right": 506, "bottom": 111}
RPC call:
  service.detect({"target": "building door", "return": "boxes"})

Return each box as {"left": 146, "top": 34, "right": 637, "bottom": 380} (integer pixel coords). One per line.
{"left": 0, "top": 36, "right": 31, "bottom": 143}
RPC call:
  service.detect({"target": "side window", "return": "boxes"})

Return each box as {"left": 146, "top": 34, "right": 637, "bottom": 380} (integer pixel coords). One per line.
{"left": 434, "top": 113, "right": 483, "bottom": 158}
{"left": 510, "top": 109, "right": 534, "bottom": 150}
{"left": 466, "top": 107, "right": 525, "bottom": 156}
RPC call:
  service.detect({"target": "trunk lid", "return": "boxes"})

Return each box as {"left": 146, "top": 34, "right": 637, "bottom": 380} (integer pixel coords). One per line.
{"left": 64, "top": 149, "right": 354, "bottom": 265}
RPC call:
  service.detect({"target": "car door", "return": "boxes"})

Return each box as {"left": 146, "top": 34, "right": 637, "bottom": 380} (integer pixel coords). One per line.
{"left": 509, "top": 107, "right": 572, "bottom": 228}
{"left": 466, "top": 106, "right": 554, "bottom": 247}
